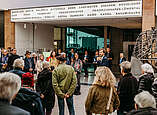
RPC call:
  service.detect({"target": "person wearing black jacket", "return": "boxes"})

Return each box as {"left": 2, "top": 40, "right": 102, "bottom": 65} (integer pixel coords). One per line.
{"left": 36, "top": 61, "right": 55, "bottom": 115}
{"left": 7, "top": 48, "right": 20, "bottom": 71}
{"left": 138, "top": 63, "right": 155, "bottom": 94}
{"left": 24, "top": 51, "right": 35, "bottom": 73}
{"left": 118, "top": 61, "right": 138, "bottom": 115}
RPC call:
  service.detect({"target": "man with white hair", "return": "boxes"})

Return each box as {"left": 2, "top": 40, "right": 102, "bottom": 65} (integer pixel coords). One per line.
{"left": 118, "top": 61, "right": 138, "bottom": 115}
{"left": 138, "top": 63, "right": 155, "bottom": 94}
{"left": 127, "top": 91, "right": 157, "bottom": 115}
{"left": 0, "top": 72, "right": 30, "bottom": 115}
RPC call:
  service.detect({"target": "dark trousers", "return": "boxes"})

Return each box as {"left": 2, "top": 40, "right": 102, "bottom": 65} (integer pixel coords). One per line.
{"left": 57, "top": 96, "right": 75, "bottom": 115}
{"left": 83, "top": 63, "right": 88, "bottom": 76}
{"left": 74, "top": 73, "right": 81, "bottom": 94}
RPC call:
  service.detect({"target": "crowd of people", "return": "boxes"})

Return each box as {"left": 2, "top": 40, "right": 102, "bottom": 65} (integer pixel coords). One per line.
{"left": 0, "top": 47, "right": 157, "bottom": 115}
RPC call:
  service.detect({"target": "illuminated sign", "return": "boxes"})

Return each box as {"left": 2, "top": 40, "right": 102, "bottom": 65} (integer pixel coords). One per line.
{"left": 11, "top": 0, "right": 142, "bottom": 22}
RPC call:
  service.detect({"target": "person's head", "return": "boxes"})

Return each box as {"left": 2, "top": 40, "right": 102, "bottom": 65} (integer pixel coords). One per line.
{"left": 56, "top": 55, "right": 66, "bottom": 64}
{"left": 74, "top": 52, "right": 79, "bottom": 60}
{"left": 32, "top": 53, "right": 37, "bottom": 58}
{"left": 58, "top": 49, "right": 62, "bottom": 54}
{"left": 95, "top": 50, "right": 99, "bottom": 56}
{"left": 71, "top": 48, "right": 74, "bottom": 53}
{"left": 120, "top": 52, "right": 124, "bottom": 58}
{"left": 50, "top": 51, "right": 56, "bottom": 57}
{"left": 25, "top": 51, "right": 31, "bottom": 58}
{"left": 107, "top": 48, "right": 110, "bottom": 53}
{"left": 61, "top": 52, "right": 66, "bottom": 58}
{"left": 134, "top": 91, "right": 156, "bottom": 109}
{"left": 39, "top": 54, "right": 44, "bottom": 61}
{"left": 3, "top": 50, "right": 8, "bottom": 56}
{"left": 120, "top": 61, "right": 131, "bottom": 75}
{"left": 0, "top": 72, "right": 21, "bottom": 103}
{"left": 99, "top": 49, "right": 104, "bottom": 57}
{"left": 12, "top": 48, "right": 17, "bottom": 55}
{"left": 85, "top": 50, "right": 88, "bottom": 55}
{"left": 141, "top": 63, "right": 154, "bottom": 75}
{"left": 93, "top": 66, "right": 116, "bottom": 87}
{"left": 42, "top": 61, "right": 50, "bottom": 69}
{"left": 13, "top": 59, "right": 24, "bottom": 70}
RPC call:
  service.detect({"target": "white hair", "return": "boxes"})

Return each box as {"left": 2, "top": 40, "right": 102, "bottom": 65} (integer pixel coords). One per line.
{"left": 0, "top": 72, "right": 21, "bottom": 101}
{"left": 141, "top": 63, "right": 154, "bottom": 74}
{"left": 13, "top": 59, "right": 24, "bottom": 69}
{"left": 134, "top": 91, "right": 156, "bottom": 109}
{"left": 42, "top": 61, "right": 50, "bottom": 69}
{"left": 120, "top": 61, "right": 131, "bottom": 73}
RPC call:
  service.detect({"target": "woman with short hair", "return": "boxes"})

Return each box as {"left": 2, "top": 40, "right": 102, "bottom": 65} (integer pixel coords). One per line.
{"left": 138, "top": 63, "right": 155, "bottom": 94}
{"left": 85, "top": 66, "right": 120, "bottom": 115}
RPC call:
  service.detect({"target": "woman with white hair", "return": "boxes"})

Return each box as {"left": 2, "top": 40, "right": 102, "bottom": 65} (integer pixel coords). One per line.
{"left": 85, "top": 66, "right": 120, "bottom": 115}
{"left": 36, "top": 61, "right": 55, "bottom": 115}
{"left": 138, "top": 63, "right": 155, "bottom": 94}
{"left": 0, "top": 72, "right": 30, "bottom": 115}
{"left": 9, "top": 58, "right": 25, "bottom": 78}
{"left": 127, "top": 91, "right": 157, "bottom": 115}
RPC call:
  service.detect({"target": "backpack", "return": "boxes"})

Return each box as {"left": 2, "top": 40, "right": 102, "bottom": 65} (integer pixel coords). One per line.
{"left": 22, "top": 72, "right": 34, "bottom": 88}
{"left": 12, "top": 88, "right": 44, "bottom": 115}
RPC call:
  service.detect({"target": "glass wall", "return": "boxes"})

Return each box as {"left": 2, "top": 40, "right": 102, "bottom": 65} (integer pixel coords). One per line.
{"left": 0, "top": 11, "right": 4, "bottom": 48}
{"left": 66, "top": 27, "right": 104, "bottom": 52}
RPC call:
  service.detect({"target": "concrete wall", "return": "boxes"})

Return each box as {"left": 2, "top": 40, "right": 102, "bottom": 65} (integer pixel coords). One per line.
{"left": 15, "top": 23, "right": 54, "bottom": 56}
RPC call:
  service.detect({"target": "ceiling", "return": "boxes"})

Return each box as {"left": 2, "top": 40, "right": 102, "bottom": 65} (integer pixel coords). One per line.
{"left": 32, "top": 17, "right": 142, "bottom": 29}
{"left": 1, "top": 0, "right": 134, "bottom": 9}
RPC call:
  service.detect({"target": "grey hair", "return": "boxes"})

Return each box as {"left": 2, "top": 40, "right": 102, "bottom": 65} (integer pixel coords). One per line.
{"left": 141, "top": 63, "right": 154, "bottom": 74}
{"left": 134, "top": 91, "right": 156, "bottom": 109}
{"left": 120, "top": 61, "right": 131, "bottom": 73}
{"left": 42, "top": 61, "right": 50, "bottom": 69}
{"left": 13, "top": 59, "right": 24, "bottom": 68}
{"left": 0, "top": 72, "right": 21, "bottom": 101}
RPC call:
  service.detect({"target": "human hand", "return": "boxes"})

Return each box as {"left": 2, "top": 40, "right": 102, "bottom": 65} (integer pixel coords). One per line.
{"left": 40, "top": 94, "right": 44, "bottom": 99}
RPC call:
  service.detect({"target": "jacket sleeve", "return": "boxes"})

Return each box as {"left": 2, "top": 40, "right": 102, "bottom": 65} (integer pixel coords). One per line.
{"left": 67, "top": 68, "right": 77, "bottom": 96}
{"left": 138, "top": 77, "right": 145, "bottom": 93}
{"left": 52, "top": 69, "right": 65, "bottom": 98}
{"left": 85, "top": 86, "right": 95, "bottom": 115}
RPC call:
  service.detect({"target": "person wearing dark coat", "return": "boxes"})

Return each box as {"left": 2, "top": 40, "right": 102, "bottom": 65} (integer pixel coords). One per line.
{"left": 36, "top": 61, "right": 55, "bottom": 115}
{"left": 117, "top": 61, "right": 138, "bottom": 115}
{"left": 9, "top": 58, "right": 25, "bottom": 78}
{"left": 127, "top": 91, "right": 157, "bottom": 115}
{"left": 7, "top": 48, "right": 20, "bottom": 71}
{"left": 105, "top": 48, "right": 113, "bottom": 70}
{"left": 138, "top": 63, "right": 155, "bottom": 94}
{"left": 97, "top": 49, "right": 109, "bottom": 67}
{"left": 0, "top": 72, "right": 30, "bottom": 115}
{"left": 24, "top": 51, "right": 35, "bottom": 73}
{"left": 0, "top": 49, "right": 9, "bottom": 72}
{"left": 118, "top": 52, "right": 126, "bottom": 72}
{"left": 82, "top": 50, "right": 89, "bottom": 77}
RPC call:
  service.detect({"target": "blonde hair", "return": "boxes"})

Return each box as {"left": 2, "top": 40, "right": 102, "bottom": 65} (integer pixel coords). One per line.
{"left": 93, "top": 66, "right": 116, "bottom": 87}
{"left": 13, "top": 59, "right": 24, "bottom": 69}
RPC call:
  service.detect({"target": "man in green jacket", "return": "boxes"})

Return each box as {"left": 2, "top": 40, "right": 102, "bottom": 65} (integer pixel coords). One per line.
{"left": 52, "top": 56, "right": 77, "bottom": 115}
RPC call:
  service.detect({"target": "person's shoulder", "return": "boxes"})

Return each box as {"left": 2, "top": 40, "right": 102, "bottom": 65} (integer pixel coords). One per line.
{"left": 6, "top": 105, "right": 30, "bottom": 115}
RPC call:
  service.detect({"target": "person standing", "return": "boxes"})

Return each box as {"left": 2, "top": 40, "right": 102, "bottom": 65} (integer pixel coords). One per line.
{"left": 36, "top": 54, "right": 45, "bottom": 75}
{"left": 0, "top": 50, "right": 9, "bottom": 72}
{"left": 118, "top": 52, "right": 126, "bottom": 72}
{"left": 7, "top": 48, "right": 20, "bottom": 71}
{"left": 24, "top": 51, "right": 35, "bottom": 73}
{"left": 52, "top": 56, "right": 77, "bottom": 115}
{"left": 47, "top": 51, "right": 58, "bottom": 70}
{"left": 68, "top": 48, "right": 75, "bottom": 64}
{"left": 85, "top": 67, "right": 120, "bottom": 115}
{"left": 83, "top": 50, "right": 89, "bottom": 77}
{"left": 97, "top": 49, "right": 109, "bottom": 67}
{"left": 72, "top": 52, "right": 82, "bottom": 95}
{"left": 105, "top": 48, "right": 113, "bottom": 70}
{"left": 93, "top": 50, "right": 99, "bottom": 72}
{"left": 117, "top": 61, "right": 138, "bottom": 115}
{"left": 36, "top": 61, "right": 55, "bottom": 115}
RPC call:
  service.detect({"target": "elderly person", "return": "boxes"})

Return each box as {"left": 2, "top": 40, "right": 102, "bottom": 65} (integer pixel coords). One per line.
{"left": 85, "top": 66, "right": 120, "bottom": 115}
{"left": 36, "top": 54, "right": 44, "bottom": 75}
{"left": 36, "top": 61, "right": 55, "bottom": 115}
{"left": 0, "top": 72, "right": 30, "bottom": 115}
{"left": 9, "top": 58, "right": 25, "bottom": 78}
{"left": 138, "top": 63, "right": 155, "bottom": 94}
{"left": 127, "top": 91, "right": 157, "bottom": 115}
{"left": 117, "top": 61, "right": 138, "bottom": 115}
